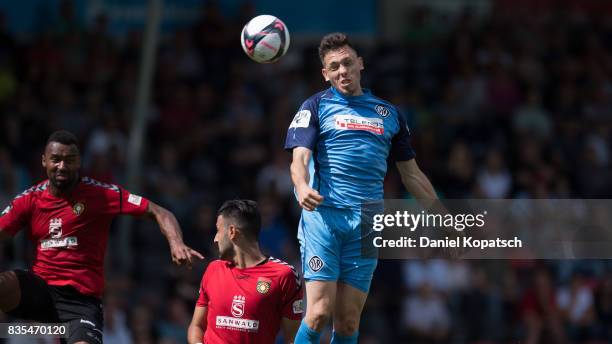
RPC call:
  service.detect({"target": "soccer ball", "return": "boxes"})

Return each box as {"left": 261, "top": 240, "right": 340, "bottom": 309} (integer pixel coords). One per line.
{"left": 240, "top": 15, "right": 290, "bottom": 63}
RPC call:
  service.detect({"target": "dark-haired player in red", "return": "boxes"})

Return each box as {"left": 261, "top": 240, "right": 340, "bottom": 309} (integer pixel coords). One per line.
{"left": 0, "top": 130, "right": 204, "bottom": 344}
{"left": 187, "top": 200, "right": 303, "bottom": 344}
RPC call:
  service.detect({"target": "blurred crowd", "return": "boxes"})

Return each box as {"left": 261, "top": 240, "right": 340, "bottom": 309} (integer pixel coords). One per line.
{"left": 1, "top": 0, "right": 612, "bottom": 343}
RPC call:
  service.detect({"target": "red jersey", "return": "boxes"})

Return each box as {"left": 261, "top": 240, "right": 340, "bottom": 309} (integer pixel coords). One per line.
{"left": 0, "top": 177, "right": 149, "bottom": 297}
{"left": 196, "top": 257, "right": 304, "bottom": 344}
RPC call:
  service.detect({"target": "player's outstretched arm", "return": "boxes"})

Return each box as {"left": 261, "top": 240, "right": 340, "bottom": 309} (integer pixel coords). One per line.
{"left": 397, "top": 159, "right": 470, "bottom": 258}
{"left": 290, "top": 147, "right": 323, "bottom": 211}
{"left": 396, "top": 159, "right": 438, "bottom": 206}
{"left": 281, "top": 318, "right": 300, "bottom": 344}
{"left": 187, "top": 306, "right": 208, "bottom": 344}
{"left": 146, "top": 201, "right": 204, "bottom": 267}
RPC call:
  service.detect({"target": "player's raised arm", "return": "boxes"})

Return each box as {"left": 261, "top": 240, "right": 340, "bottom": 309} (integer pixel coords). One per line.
{"left": 145, "top": 201, "right": 204, "bottom": 267}
{"left": 396, "top": 159, "right": 438, "bottom": 206}
{"left": 290, "top": 147, "right": 323, "bottom": 211}
{"left": 187, "top": 305, "right": 208, "bottom": 344}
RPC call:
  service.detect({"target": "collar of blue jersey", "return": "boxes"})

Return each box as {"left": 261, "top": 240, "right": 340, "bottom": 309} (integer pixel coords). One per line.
{"left": 329, "top": 86, "right": 372, "bottom": 99}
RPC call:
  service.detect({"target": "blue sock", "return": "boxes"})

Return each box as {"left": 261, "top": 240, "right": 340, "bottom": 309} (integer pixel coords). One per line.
{"left": 330, "top": 330, "right": 359, "bottom": 344}
{"left": 294, "top": 320, "right": 321, "bottom": 344}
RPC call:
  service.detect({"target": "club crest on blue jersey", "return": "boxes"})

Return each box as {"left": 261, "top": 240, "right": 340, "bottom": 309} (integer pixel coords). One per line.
{"left": 375, "top": 105, "right": 390, "bottom": 117}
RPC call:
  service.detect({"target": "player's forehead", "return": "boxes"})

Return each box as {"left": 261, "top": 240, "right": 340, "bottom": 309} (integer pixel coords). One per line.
{"left": 216, "top": 215, "right": 225, "bottom": 228}
{"left": 323, "top": 46, "right": 358, "bottom": 66}
{"left": 45, "top": 142, "right": 79, "bottom": 157}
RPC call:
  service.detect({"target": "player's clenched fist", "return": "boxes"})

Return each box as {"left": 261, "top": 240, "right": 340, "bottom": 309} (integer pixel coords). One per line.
{"left": 296, "top": 185, "right": 324, "bottom": 211}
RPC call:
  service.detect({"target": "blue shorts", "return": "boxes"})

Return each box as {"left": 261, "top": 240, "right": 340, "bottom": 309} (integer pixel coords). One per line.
{"left": 298, "top": 205, "right": 378, "bottom": 293}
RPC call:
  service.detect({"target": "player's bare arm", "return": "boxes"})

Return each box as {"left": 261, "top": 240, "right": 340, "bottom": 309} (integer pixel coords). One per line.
{"left": 281, "top": 317, "right": 300, "bottom": 344}
{"left": 290, "top": 147, "right": 323, "bottom": 211}
{"left": 396, "top": 159, "right": 438, "bottom": 205}
{"left": 146, "top": 201, "right": 204, "bottom": 267}
{"left": 187, "top": 306, "right": 208, "bottom": 344}
{"left": 396, "top": 159, "right": 469, "bottom": 259}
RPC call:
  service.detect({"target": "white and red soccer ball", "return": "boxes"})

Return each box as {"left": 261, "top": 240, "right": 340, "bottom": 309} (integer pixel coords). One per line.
{"left": 240, "top": 15, "right": 290, "bottom": 63}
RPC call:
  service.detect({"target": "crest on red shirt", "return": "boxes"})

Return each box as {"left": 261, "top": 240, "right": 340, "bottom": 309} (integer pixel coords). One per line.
{"left": 49, "top": 218, "right": 62, "bottom": 238}
{"left": 231, "top": 295, "right": 246, "bottom": 318}
{"left": 256, "top": 277, "right": 272, "bottom": 294}
{"left": 72, "top": 202, "right": 85, "bottom": 216}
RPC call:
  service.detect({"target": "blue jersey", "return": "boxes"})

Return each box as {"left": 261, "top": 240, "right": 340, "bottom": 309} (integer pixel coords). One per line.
{"left": 284, "top": 87, "right": 415, "bottom": 209}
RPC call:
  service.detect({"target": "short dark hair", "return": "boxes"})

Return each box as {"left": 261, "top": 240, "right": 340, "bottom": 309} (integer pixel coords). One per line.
{"left": 318, "top": 32, "right": 356, "bottom": 62}
{"left": 46, "top": 130, "right": 79, "bottom": 147}
{"left": 217, "top": 200, "right": 261, "bottom": 240}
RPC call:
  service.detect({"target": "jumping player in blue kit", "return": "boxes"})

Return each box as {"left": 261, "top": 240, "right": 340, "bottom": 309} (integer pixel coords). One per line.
{"left": 284, "top": 33, "right": 438, "bottom": 344}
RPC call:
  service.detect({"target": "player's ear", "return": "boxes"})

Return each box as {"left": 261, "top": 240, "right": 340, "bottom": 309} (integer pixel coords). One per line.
{"left": 322, "top": 68, "right": 329, "bottom": 82}
{"left": 358, "top": 56, "right": 364, "bottom": 71}
{"left": 227, "top": 225, "right": 237, "bottom": 240}
{"left": 41, "top": 154, "right": 47, "bottom": 168}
